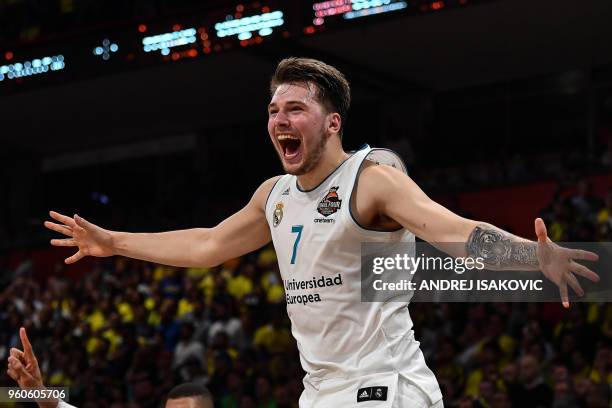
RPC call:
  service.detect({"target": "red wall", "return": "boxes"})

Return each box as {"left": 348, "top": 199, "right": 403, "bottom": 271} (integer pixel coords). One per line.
{"left": 7, "top": 247, "right": 96, "bottom": 282}
{"left": 436, "top": 174, "right": 612, "bottom": 238}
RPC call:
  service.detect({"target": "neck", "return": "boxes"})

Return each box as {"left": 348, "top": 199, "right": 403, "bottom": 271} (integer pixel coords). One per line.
{"left": 297, "top": 147, "right": 349, "bottom": 191}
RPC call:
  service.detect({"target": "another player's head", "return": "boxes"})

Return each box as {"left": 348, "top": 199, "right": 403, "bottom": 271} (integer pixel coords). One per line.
{"left": 165, "top": 382, "right": 214, "bottom": 408}
{"left": 268, "top": 57, "right": 351, "bottom": 175}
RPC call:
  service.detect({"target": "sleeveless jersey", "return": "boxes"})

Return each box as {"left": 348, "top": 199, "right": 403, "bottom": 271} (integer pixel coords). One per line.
{"left": 265, "top": 145, "right": 442, "bottom": 406}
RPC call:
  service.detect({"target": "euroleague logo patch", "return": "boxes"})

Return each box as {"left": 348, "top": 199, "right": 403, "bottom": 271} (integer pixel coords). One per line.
{"left": 317, "top": 186, "right": 342, "bottom": 217}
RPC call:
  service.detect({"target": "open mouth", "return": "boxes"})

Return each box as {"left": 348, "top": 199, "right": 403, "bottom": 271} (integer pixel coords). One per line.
{"left": 278, "top": 135, "right": 302, "bottom": 160}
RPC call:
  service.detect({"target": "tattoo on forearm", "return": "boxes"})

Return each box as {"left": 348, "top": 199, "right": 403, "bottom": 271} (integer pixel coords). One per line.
{"left": 466, "top": 225, "right": 539, "bottom": 269}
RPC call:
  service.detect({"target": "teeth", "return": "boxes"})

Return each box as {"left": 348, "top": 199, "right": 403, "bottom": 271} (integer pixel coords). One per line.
{"left": 278, "top": 135, "right": 299, "bottom": 141}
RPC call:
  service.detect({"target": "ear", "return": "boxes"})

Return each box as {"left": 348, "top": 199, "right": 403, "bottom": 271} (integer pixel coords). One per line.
{"left": 327, "top": 112, "right": 341, "bottom": 136}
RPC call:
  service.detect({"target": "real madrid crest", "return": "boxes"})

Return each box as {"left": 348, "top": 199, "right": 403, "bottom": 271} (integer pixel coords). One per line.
{"left": 273, "top": 202, "right": 284, "bottom": 227}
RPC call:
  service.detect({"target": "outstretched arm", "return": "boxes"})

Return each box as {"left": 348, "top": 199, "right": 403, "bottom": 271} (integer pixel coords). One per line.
{"left": 359, "top": 164, "right": 599, "bottom": 307}
{"left": 44, "top": 176, "right": 280, "bottom": 268}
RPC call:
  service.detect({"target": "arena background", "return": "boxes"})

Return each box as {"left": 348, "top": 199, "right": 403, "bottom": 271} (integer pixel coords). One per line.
{"left": 1, "top": 0, "right": 612, "bottom": 406}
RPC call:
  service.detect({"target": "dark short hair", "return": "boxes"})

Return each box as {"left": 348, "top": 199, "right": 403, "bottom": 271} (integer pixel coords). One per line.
{"left": 270, "top": 57, "right": 351, "bottom": 137}
{"left": 166, "top": 383, "right": 213, "bottom": 406}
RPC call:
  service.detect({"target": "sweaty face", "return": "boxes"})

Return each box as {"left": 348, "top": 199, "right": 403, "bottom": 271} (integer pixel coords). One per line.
{"left": 268, "top": 83, "right": 329, "bottom": 175}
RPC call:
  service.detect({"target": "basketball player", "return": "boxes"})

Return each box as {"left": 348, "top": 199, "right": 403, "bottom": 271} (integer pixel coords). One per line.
{"left": 44, "top": 58, "right": 598, "bottom": 407}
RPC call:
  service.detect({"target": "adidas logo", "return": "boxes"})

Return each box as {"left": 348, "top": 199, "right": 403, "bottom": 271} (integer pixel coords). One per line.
{"left": 282, "top": 187, "right": 290, "bottom": 195}
{"left": 357, "top": 386, "right": 387, "bottom": 403}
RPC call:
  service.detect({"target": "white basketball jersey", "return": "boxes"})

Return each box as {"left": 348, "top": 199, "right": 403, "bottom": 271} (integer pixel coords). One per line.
{"left": 265, "top": 145, "right": 442, "bottom": 406}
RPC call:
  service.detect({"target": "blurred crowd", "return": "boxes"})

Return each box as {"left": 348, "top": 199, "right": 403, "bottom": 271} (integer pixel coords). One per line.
{"left": 540, "top": 180, "right": 612, "bottom": 242}
{"left": 0, "top": 180, "right": 611, "bottom": 408}
{"left": 0, "top": 249, "right": 303, "bottom": 408}
{"left": 411, "top": 144, "right": 612, "bottom": 195}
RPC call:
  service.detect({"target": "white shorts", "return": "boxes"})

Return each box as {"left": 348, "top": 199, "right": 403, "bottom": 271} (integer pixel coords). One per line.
{"left": 300, "top": 372, "right": 443, "bottom": 408}
{"left": 394, "top": 376, "right": 444, "bottom": 408}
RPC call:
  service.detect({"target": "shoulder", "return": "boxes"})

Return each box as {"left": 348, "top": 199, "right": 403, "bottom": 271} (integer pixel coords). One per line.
{"left": 351, "top": 160, "right": 407, "bottom": 231}
{"left": 251, "top": 175, "right": 283, "bottom": 209}
{"left": 357, "top": 159, "right": 406, "bottom": 194}
{"left": 353, "top": 158, "right": 415, "bottom": 213}
{"left": 258, "top": 175, "right": 284, "bottom": 194}
{"left": 350, "top": 160, "right": 407, "bottom": 229}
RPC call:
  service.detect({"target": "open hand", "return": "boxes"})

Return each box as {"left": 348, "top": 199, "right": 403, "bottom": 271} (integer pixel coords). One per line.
{"left": 44, "top": 211, "right": 114, "bottom": 264}
{"left": 535, "top": 218, "right": 599, "bottom": 308}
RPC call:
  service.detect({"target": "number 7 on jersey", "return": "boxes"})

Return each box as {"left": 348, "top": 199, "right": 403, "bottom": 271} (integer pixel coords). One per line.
{"left": 290, "top": 225, "right": 303, "bottom": 264}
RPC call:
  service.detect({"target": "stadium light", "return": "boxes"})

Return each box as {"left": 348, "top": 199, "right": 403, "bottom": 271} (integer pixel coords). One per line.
{"left": 0, "top": 55, "right": 65, "bottom": 82}
{"left": 215, "top": 10, "right": 284, "bottom": 39}
{"left": 142, "top": 28, "right": 197, "bottom": 55}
